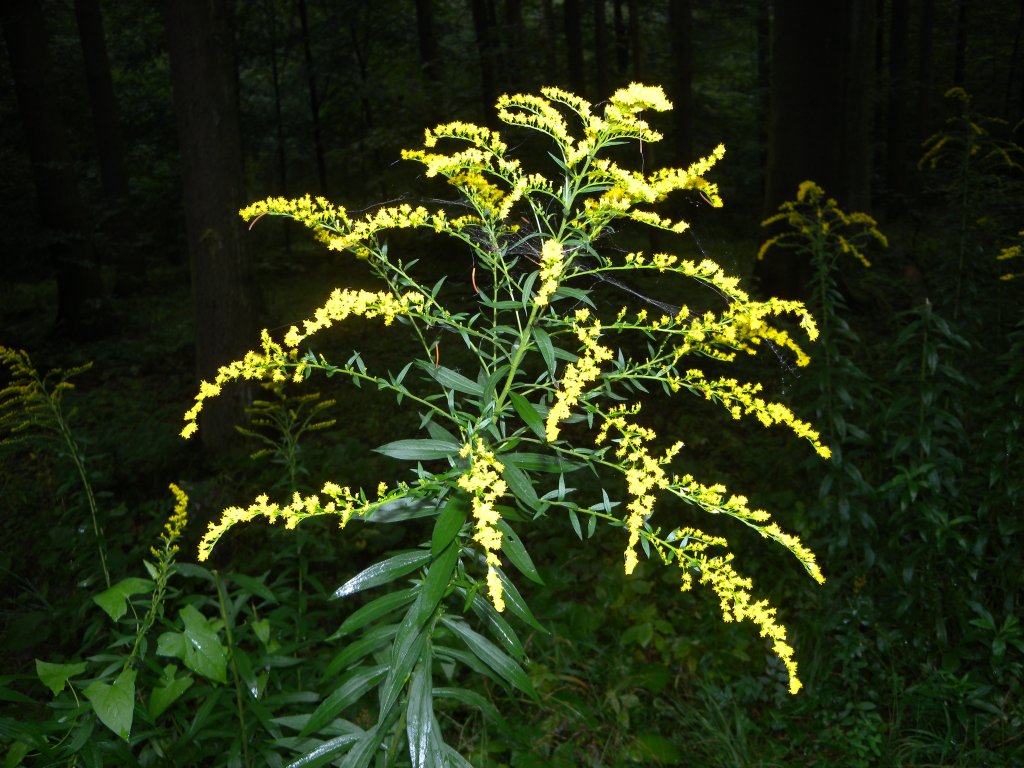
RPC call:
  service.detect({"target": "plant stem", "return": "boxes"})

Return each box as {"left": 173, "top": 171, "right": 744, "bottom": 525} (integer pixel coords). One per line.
{"left": 215, "top": 570, "right": 251, "bottom": 768}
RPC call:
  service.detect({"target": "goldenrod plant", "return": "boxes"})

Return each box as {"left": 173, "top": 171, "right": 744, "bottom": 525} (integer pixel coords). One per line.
{"left": 183, "top": 84, "right": 830, "bottom": 765}
{"left": 0, "top": 346, "right": 109, "bottom": 588}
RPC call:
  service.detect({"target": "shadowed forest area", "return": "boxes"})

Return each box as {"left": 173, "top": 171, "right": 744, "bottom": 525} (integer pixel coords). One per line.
{"left": 1, "top": 0, "right": 1023, "bottom": 766}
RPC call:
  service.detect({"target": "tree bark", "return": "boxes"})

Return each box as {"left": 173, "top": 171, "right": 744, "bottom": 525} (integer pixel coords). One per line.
{"left": 758, "top": 0, "right": 876, "bottom": 299}
{"left": 628, "top": 0, "right": 642, "bottom": 79}
{"left": 414, "top": 0, "right": 439, "bottom": 81}
{"left": 74, "top": 0, "right": 138, "bottom": 293}
{"left": 297, "top": 0, "right": 328, "bottom": 196}
{"left": 565, "top": 0, "right": 585, "bottom": 94}
{"left": 162, "top": 0, "right": 259, "bottom": 449}
{"left": 1, "top": 0, "right": 103, "bottom": 332}
{"left": 594, "top": 0, "right": 609, "bottom": 98}
{"left": 668, "top": 0, "right": 693, "bottom": 162}
{"left": 613, "top": 0, "right": 628, "bottom": 75}
{"left": 470, "top": 0, "right": 500, "bottom": 124}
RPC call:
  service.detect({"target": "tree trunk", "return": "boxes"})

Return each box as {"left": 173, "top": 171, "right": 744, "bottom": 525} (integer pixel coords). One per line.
{"left": 470, "top": 0, "right": 500, "bottom": 124}
{"left": 886, "top": 0, "right": 910, "bottom": 214}
{"left": 594, "top": 0, "right": 609, "bottom": 98}
{"left": 668, "top": 0, "right": 693, "bottom": 162}
{"left": 74, "top": 0, "right": 138, "bottom": 293}
{"left": 565, "top": 0, "right": 585, "bottom": 93}
{"left": 542, "top": 0, "right": 558, "bottom": 79}
{"left": 505, "top": 0, "right": 524, "bottom": 89}
{"left": 297, "top": 0, "right": 328, "bottom": 196}
{"left": 628, "top": 0, "right": 642, "bottom": 79}
{"left": 1, "top": 0, "right": 103, "bottom": 333}
{"left": 758, "top": 0, "right": 876, "bottom": 299}
{"left": 162, "top": 0, "right": 259, "bottom": 449}
{"left": 755, "top": 0, "right": 770, "bottom": 184}
{"left": 613, "top": 0, "right": 628, "bottom": 75}
{"left": 415, "top": 0, "right": 440, "bottom": 81}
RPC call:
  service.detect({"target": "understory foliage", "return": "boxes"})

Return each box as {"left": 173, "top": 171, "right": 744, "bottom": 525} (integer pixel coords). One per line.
{"left": 179, "top": 84, "right": 829, "bottom": 765}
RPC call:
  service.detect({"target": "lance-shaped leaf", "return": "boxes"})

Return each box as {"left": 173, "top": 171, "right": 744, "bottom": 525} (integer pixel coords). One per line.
{"left": 333, "top": 550, "right": 431, "bottom": 599}
{"left": 440, "top": 617, "right": 537, "bottom": 701}
{"left": 406, "top": 651, "right": 447, "bottom": 768}
{"left": 431, "top": 494, "right": 469, "bottom": 556}
{"left": 374, "top": 439, "right": 461, "bottom": 461}
{"left": 495, "top": 520, "right": 543, "bottom": 584}
{"left": 285, "top": 731, "right": 363, "bottom": 768}
{"left": 509, "top": 391, "right": 546, "bottom": 439}
{"left": 330, "top": 587, "right": 417, "bottom": 640}
{"left": 299, "top": 665, "right": 388, "bottom": 737}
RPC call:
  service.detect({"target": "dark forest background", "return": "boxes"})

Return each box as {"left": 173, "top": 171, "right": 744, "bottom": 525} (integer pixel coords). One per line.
{"left": 1, "top": 0, "right": 1023, "bottom": 766}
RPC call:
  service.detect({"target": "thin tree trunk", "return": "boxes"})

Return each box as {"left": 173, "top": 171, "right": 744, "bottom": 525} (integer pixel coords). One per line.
{"left": 565, "top": 0, "right": 585, "bottom": 93}
{"left": 594, "top": 0, "right": 609, "bottom": 98}
{"left": 162, "top": 0, "right": 259, "bottom": 449}
{"left": 1, "top": 0, "right": 103, "bottom": 333}
{"left": 265, "top": 0, "right": 291, "bottom": 255}
{"left": 297, "top": 0, "right": 328, "bottom": 196}
{"left": 669, "top": 0, "right": 693, "bottom": 162}
{"left": 542, "top": 0, "right": 557, "bottom": 79}
{"left": 471, "top": 0, "right": 500, "bottom": 124}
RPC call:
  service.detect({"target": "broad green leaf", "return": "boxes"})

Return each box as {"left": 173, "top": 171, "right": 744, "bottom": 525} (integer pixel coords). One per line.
{"left": 333, "top": 550, "right": 432, "bottom": 599}
{"left": 495, "top": 520, "right": 543, "bottom": 584}
{"left": 500, "top": 461, "right": 539, "bottom": 509}
{"left": 36, "top": 659, "right": 87, "bottom": 696}
{"left": 331, "top": 587, "right": 417, "bottom": 639}
{"left": 421, "top": 363, "right": 485, "bottom": 396}
{"left": 431, "top": 495, "right": 469, "bottom": 556}
{"left": 374, "top": 439, "right": 460, "bottom": 461}
{"left": 299, "top": 665, "right": 388, "bottom": 737}
{"left": 285, "top": 732, "right": 363, "bottom": 768}
{"left": 148, "top": 670, "right": 193, "bottom": 719}
{"left": 324, "top": 624, "right": 399, "bottom": 679}
{"left": 83, "top": 668, "right": 135, "bottom": 741}
{"left": 440, "top": 618, "right": 537, "bottom": 700}
{"left": 509, "top": 391, "right": 545, "bottom": 439}
{"left": 157, "top": 605, "right": 228, "bottom": 683}
{"left": 92, "top": 577, "right": 154, "bottom": 622}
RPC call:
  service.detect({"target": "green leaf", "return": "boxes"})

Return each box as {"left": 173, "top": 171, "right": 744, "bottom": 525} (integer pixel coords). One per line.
{"left": 531, "top": 326, "right": 556, "bottom": 378}
{"left": 331, "top": 587, "right": 417, "bottom": 639}
{"left": 83, "top": 668, "right": 136, "bottom": 741}
{"left": 156, "top": 605, "right": 228, "bottom": 683}
{"left": 406, "top": 653, "right": 442, "bottom": 768}
{"left": 285, "top": 732, "right": 363, "bottom": 768}
{"left": 434, "top": 687, "right": 510, "bottom": 733}
{"left": 324, "top": 624, "right": 399, "bottom": 679}
{"left": 227, "top": 572, "right": 277, "bottom": 603}
{"left": 494, "top": 568, "right": 546, "bottom": 633}
{"left": 36, "top": 659, "right": 86, "bottom": 696}
{"left": 333, "top": 550, "right": 432, "bottom": 599}
{"left": 503, "top": 451, "right": 583, "bottom": 474}
{"left": 365, "top": 496, "right": 437, "bottom": 523}
{"left": 378, "top": 542, "right": 459, "bottom": 719}
{"left": 495, "top": 520, "right": 543, "bottom": 584}
{"left": 501, "top": 460, "right": 540, "bottom": 510}
{"left": 421, "top": 363, "right": 485, "bottom": 396}
{"left": 460, "top": 587, "right": 525, "bottom": 660}
{"left": 509, "top": 391, "right": 546, "bottom": 439}
{"left": 148, "top": 669, "right": 194, "bottom": 719}
{"left": 432, "top": 495, "right": 469, "bottom": 556}
{"left": 92, "top": 577, "right": 154, "bottom": 622}
{"left": 299, "top": 665, "right": 388, "bottom": 737}
{"left": 374, "top": 439, "right": 460, "bottom": 461}
{"left": 440, "top": 618, "right": 537, "bottom": 700}
{"left": 339, "top": 725, "right": 385, "bottom": 768}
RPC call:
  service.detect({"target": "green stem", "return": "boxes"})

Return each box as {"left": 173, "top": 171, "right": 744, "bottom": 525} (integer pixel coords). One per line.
{"left": 215, "top": 571, "right": 251, "bottom": 768}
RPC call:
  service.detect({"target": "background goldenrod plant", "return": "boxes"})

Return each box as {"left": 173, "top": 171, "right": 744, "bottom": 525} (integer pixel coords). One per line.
{"left": 182, "top": 84, "right": 830, "bottom": 765}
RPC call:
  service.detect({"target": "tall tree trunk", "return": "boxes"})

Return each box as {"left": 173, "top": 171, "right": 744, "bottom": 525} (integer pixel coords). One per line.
{"left": 470, "top": 0, "right": 500, "bottom": 124}
{"left": 162, "top": 0, "right": 259, "bottom": 449}
{"left": 758, "top": 0, "right": 876, "bottom": 299}
{"left": 668, "top": 0, "right": 693, "bottom": 162}
{"left": 886, "top": 0, "right": 910, "bottom": 214}
{"left": 74, "top": 0, "right": 137, "bottom": 293}
{"left": 565, "top": 0, "right": 585, "bottom": 93}
{"left": 264, "top": 0, "right": 291, "bottom": 256}
{"left": 415, "top": 0, "right": 439, "bottom": 82}
{"left": 628, "top": 0, "right": 642, "bottom": 79}
{"left": 542, "top": 0, "right": 558, "bottom": 79}
{"left": 613, "top": 0, "right": 628, "bottom": 75}
{"left": 297, "top": 0, "right": 328, "bottom": 196}
{"left": 1, "top": 0, "right": 103, "bottom": 333}
{"left": 505, "top": 0, "right": 524, "bottom": 89}
{"left": 594, "top": 0, "right": 609, "bottom": 98}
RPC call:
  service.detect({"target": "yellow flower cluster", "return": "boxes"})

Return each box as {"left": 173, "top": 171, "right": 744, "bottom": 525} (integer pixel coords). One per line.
{"left": 326, "top": 204, "right": 436, "bottom": 257}
{"left": 0, "top": 346, "right": 89, "bottom": 444}
{"left": 182, "top": 290, "right": 426, "bottom": 439}
{"left": 595, "top": 405, "right": 682, "bottom": 574}
{"left": 197, "top": 481, "right": 375, "bottom": 562}
{"left": 759, "top": 180, "right": 886, "bottom": 268}
{"left": 456, "top": 439, "right": 508, "bottom": 612}
{"left": 545, "top": 310, "right": 613, "bottom": 442}
{"left": 534, "top": 239, "right": 565, "bottom": 306}
{"left": 153, "top": 483, "right": 190, "bottom": 559}
{"left": 239, "top": 194, "right": 348, "bottom": 236}
{"left": 681, "top": 369, "right": 831, "bottom": 458}
{"left": 687, "top": 547, "right": 804, "bottom": 694}
{"left": 996, "top": 231, "right": 1024, "bottom": 281}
